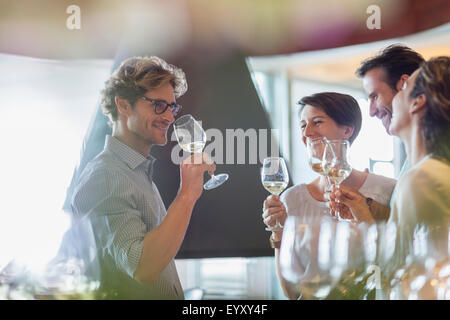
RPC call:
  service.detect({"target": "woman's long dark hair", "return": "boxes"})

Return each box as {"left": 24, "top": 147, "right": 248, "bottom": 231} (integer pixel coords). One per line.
{"left": 410, "top": 56, "right": 450, "bottom": 162}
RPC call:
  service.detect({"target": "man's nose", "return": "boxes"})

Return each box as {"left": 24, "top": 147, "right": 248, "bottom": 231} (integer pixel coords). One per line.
{"left": 162, "top": 107, "right": 175, "bottom": 123}
{"left": 369, "top": 101, "right": 378, "bottom": 117}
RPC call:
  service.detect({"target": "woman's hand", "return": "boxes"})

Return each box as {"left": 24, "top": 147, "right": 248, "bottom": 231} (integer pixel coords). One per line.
{"left": 262, "top": 195, "right": 287, "bottom": 240}
{"left": 331, "top": 185, "right": 375, "bottom": 224}
{"left": 328, "top": 194, "right": 354, "bottom": 220}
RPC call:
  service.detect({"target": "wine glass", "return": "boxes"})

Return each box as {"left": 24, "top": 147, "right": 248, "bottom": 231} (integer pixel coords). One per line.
{"left": 261, "top": 157, "right": 289, "bottom": 231}
{"left": 280, "top": 215, "right": 348, "bottom": 299}
{"left": 279, "top": 216, "right": 306, "bottom": 288}
{"left": 173, "top": 114, "right": 229, "bottom": 190}
{"left": 382, "top": 222, "right": 447, "bottom": 300}
{"left": 306, "top": 138, "right": 327, "bottom": 176}
{"left": 404, "top": 223, "right": 450, "bottom": 300}
{"left": 325, "top": 220, "right": 368, "bottom": 299}
{"left": 359, "top": 222, "right": 388, "bottom": 299}
{"left": 322, "top": 140, "right": 352, "bottom": 220}
{"left": 306, "top": 138, "right": 333, "bottom": 212}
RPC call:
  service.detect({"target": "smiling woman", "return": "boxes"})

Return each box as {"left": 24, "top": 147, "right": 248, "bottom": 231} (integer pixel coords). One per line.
{"left": 0, "top": 54, "right": 113, "bottom": 285}
{"left": 260, "top": 91, "right": 396, "bottom": 299}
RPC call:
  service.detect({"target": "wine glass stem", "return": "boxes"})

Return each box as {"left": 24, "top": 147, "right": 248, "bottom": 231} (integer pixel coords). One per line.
{"left": 324, "top": 177, "right": 333, "bottom": 216}
{"left": 335, "top": 182, "right": 342, "bottom": 217}
{"left": 273, "top": 192, "right": 283, "bottom": 230}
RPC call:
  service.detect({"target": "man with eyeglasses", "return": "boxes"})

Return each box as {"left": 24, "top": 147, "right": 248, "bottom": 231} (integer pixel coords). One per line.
{"left": 70, "top": 56, "right": 215, "bottom": 299}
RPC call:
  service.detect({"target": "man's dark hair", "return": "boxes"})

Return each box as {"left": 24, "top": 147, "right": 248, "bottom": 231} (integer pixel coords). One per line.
{"left": 298, "top": 92, "right": 362, "bottom": 144}
{"left": 356, "top": 44, "right": 425, "bottom": 91}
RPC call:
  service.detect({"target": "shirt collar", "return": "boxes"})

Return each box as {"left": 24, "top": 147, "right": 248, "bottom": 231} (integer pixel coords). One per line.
{"left": 105, "top": 135, "right": 156, "bottom": 171}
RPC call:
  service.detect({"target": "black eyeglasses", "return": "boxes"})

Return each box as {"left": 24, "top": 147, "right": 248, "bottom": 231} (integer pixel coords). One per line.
{"left": 141, "top": 96, "right": 182, "bottom": 116}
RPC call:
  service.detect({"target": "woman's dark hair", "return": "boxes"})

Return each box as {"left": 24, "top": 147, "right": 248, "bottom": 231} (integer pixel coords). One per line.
{"left": 410, "top": 56, "right": 450, "bottom": 162}
{"left": 298, "top": 92, "right": 362, "bottom": 144}
{"left": 356, "top": 44, "right": 425, "bottom": 91}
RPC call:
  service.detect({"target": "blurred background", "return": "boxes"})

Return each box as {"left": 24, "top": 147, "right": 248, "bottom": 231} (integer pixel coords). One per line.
{"left": 0, "top": 0, "right": 449, "bottom": 299}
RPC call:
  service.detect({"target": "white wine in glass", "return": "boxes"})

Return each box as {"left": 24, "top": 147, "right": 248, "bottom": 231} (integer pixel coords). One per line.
{"left": 179, "top": 141, "right": 206, "bottom": 153}
{"left": 306, "top": 137, "right": 333, "bottom": 210}
{"left": 262, "top": 181, "right": 288, "bottom": 196}
{"left": 261, "top": 157, "right": 289, "bottom": 231}
{"left": 174, "top": 114, "right": 229, "bottom": 190}
{"left": 327, "top": 168, "right": 352, "bottom": 185}
{"left": 310, "top": 163, "right": 327, "bottom": 176}
{"left": 306, "top": 138, "right": 328, "bottom": 176}
{"left": 322, "top": 139, "right": 352, "bottom": 220}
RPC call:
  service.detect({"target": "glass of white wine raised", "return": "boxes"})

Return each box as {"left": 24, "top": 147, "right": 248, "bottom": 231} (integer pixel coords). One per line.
{"left": 173, "top": 114, "right": 229, "bottom": 190}
{"left": 322, "top": 140, "right": 352, "bottom": 220}
{"left": 306, "top": 138, "right": 333, "bottom": 204}
{"left": 261, "top": 157, "right": 289, "bottom": 231}
{"left": 307, "top": 138, "right": 327, "bottom": 175}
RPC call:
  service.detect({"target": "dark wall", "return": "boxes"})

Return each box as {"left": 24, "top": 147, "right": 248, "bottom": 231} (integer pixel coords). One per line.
{"left": 151, "top": 51, "right": 288, "bottom": 258}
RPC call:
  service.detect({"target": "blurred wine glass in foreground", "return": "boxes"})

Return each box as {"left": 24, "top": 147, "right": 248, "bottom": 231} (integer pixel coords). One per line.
{"left": 322, "top": 140, "right": 352, "bottom": 220}
{"left": 280, "top": 216, "right": 354, "bottom": 299}
{"left": 404, "top": 223, "right": 450, "bottom": 300}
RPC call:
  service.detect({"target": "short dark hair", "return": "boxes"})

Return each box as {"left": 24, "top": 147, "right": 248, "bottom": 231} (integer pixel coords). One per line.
{"left": 356, "top": 44, "right": 425, "bottom": 91}
{"left": 410, "top": 56, "right": 450, "bottom": 162}
{"left": 298, "top": 92, "right": 362, "bottom": 144}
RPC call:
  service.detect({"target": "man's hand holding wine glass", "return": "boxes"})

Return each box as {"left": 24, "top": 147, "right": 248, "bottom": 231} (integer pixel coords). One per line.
{"left": 179, "top": 152, "right": 216, "bottom": 202}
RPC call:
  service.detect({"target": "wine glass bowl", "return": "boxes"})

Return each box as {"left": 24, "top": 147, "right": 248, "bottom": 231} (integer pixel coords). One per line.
{"left": 402, "top": 223, "right": 450, "bottom": 300}
{"left": 306, "top": 137, "right": 334, "bottom": 214}
{"left": 261, "top": 157, "right": 289, "bottom": 231}
{"left": 306, "top": 138, "right": 328, "bottom": 176}
{"left": 322, "top": 140, "right": 352, "bottom": 185}
{"left": 280, "top": 216, "right": 363, "bottom": 299}
{"left": 322, "top": 140, "right": 352, "bottom": 220}
{"left": 173, "top": 114, "right": 229, "bottom": 190}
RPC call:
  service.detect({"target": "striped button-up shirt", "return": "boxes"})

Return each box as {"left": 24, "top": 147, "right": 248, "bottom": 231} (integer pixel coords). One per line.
{"left": 71, "top": 135, "right": 184, "bottom": 299}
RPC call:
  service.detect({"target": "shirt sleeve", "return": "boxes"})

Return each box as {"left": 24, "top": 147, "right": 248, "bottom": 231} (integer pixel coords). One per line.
{"left": 71, "top": 168, "right": 146, "bottom": 278}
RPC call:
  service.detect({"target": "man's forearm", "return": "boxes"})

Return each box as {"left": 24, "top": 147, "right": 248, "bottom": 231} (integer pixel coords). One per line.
{"left": 134, "top": 194, "right": 196, "bottom": 284}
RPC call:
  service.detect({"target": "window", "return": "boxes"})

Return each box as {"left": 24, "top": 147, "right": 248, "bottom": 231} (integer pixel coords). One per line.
{"left": 0, "top": 53, "right": 113, "bottom": 273}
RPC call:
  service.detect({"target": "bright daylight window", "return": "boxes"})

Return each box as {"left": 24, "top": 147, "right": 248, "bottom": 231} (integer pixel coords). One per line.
{"left": 0, "top": 54, "right": 113, "bottom": 274}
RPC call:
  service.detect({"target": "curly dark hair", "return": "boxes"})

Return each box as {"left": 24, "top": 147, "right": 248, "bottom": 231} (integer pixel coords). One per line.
{"left": 101, "top": 56, "right": 187, "bottom": 122}
{"left": 410, "top": 56, "right": 450, "bottom": 162}
{"left": 298, "top": 92, "right": 362, "bottom": 144}
{"left": 356, "top": 44, "right": 424, "bottom": 91}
